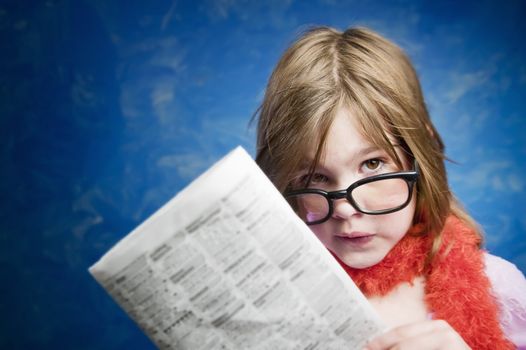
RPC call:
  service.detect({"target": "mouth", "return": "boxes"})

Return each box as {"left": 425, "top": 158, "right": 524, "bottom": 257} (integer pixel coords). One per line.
{"left": 335, "top": 232, "right": 375, "bottom": 245}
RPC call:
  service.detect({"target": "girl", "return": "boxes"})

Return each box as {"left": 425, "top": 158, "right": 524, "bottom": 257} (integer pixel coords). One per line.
{"left": 255, "top": 26, "right": 526, "bottom": 349}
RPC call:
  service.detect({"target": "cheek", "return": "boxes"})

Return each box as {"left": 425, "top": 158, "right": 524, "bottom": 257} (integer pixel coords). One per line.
{"left": 309, "top": 224, "right": 332, "bottom": 244}
{"left": 381, "top": 196, "right": 417, "bottom": 235}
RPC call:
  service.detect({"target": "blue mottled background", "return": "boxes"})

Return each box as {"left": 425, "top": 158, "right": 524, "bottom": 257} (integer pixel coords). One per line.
{"left": 1, "top": 0, "right": 525, "bottom": 348}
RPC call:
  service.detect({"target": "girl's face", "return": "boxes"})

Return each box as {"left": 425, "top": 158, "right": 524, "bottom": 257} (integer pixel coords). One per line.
{"left": 296, "top": 107, "right": 416, "bottom": 269}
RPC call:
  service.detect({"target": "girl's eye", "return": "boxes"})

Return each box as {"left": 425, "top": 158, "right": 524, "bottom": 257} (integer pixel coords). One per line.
{"left": 296, "top": 172, "right": 328, "bottom": 187}
{"left": 310, "top": 173, "right": 328, "bottom": 184}
{"left": 362, "top": 158, "right": 383, "bottom": 172}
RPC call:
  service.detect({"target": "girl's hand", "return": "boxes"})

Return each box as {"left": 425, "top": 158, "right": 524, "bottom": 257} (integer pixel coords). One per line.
{"left": 364, "top": 320, "right": 471, "bottom": 350}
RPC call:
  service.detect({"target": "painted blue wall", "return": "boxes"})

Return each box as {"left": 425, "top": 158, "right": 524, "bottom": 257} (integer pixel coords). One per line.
{"left": 1, "top": 0, "right": 525, "bottom": 348}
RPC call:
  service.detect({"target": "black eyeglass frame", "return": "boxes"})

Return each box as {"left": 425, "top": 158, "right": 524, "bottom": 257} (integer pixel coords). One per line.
{"left": 284, "top": 162, "right": 419, "bottom": 225}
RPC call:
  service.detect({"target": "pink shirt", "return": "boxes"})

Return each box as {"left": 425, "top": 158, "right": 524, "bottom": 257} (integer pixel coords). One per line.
{"left": 485, "top": 253, "right": 526, "bottom": 349}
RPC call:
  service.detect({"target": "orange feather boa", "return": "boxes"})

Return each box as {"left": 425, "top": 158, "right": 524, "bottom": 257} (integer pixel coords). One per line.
{"left": 336, "top": 216, "right": 515, "bottom": 349}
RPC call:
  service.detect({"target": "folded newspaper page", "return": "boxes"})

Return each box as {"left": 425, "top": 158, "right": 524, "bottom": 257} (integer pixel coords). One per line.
{"left": 89, "top": 146, "right": 385, "bottom": 349}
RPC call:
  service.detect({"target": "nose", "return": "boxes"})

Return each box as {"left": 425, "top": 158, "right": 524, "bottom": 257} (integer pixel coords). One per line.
{"left": 331, "top": 197, "right": 360, "bottom": 220}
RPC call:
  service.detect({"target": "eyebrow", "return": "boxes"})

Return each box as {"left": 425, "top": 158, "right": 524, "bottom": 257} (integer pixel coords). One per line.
{"left": 298, "top": 145, "right": 386, "bottom": 172}
{"left": 354, "top": 145, "right": 384, "bottom": 159}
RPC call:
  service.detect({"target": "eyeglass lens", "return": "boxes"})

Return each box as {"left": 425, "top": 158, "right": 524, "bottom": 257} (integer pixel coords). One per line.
{"left": 288, "top": 177, "right": 410, "bottom": 224}
{"left": 351, "top": 177, "right": 409, "bottom": 211}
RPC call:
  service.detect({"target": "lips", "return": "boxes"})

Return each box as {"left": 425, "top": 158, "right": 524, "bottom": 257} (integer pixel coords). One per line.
{"left": 335, "top": 231, "right": 375, "bottom": 246}
{"left": 336, "top": 231, "right": 375, "bottom": 239}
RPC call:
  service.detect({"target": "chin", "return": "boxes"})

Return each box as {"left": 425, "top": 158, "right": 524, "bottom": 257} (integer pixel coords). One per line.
{"left": 338, "top": 253, "right": 384, "bottom": 269}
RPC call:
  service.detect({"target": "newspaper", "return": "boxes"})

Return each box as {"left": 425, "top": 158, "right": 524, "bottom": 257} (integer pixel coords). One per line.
{"left": 89, "top": 146, "right": 385, "bottom": 349}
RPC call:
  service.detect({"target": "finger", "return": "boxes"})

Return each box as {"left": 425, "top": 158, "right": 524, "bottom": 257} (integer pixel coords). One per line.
{"left": 365, "top": 320, "right": 451, "bottom": 350}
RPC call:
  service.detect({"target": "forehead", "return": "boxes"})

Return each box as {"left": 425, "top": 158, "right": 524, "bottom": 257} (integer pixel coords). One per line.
{"left": 303, "top": 107, "right": 377, "bottom": 158}
{"left": 300, "top": 106, "right": 405, "bottom": 168}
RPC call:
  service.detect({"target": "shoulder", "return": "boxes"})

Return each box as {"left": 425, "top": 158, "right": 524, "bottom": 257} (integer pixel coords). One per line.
{"left": 484, "top": 252, "right": 526, "bottom": 348}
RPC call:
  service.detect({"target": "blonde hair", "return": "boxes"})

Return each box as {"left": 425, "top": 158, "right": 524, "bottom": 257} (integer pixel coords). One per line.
{"left": 255, "top": 26, "right": 482, "bottom": 262}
